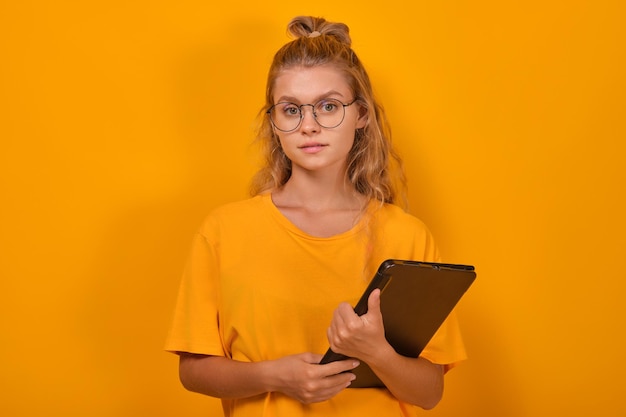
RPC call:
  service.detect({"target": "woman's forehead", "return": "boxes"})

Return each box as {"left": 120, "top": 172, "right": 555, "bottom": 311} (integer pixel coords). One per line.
{"left": 273, "top": 66, "right": 352, "bottom": 102}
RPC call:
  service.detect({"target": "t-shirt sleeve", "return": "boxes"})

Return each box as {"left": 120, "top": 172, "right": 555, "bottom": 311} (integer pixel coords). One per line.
{"left": 164, "top": 219, "right": 225, "bottom": 356}
{"left": 419, "top": 310, "right": 467, "bottom": 372}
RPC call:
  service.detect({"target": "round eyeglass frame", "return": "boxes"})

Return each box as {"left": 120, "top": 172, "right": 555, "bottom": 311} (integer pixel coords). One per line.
{"left": 266, "top": 98, "right": 357, "bottom": 132}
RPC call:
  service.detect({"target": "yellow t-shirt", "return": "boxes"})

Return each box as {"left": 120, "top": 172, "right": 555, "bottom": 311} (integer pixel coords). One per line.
{"left": 165, "top": 194, "right": 466, "bottom": 416}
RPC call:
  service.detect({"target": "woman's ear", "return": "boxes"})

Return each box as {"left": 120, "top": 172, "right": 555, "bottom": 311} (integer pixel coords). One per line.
{"left": 356, "top": 105, "right": 368, "bottom": 129}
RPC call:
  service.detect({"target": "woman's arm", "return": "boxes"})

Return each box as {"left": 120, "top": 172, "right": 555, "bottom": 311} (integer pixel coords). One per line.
{"left": 326, "top": 289, "right": 444, "bottom": 409}
{"left": 178, "top": 352, "right": 360, "bottom": 404}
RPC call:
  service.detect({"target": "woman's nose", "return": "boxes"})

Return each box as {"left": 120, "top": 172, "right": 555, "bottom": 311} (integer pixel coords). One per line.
{"left": 299, "top": 105, "right": 319, "bottom": 132}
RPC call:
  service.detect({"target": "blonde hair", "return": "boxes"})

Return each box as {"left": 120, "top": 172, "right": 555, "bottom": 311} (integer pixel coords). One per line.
{"left": 249, "top": 16, "right": 407, "bottom": 207}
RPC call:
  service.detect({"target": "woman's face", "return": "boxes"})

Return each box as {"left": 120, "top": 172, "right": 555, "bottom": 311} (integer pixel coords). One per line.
{"left": 271, "top": 65, "right": 366, "bottom": 176}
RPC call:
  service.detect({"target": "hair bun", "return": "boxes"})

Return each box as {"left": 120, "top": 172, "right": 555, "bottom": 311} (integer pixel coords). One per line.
{"left": 287, "top": 16, "right": 351, "bottom": 46}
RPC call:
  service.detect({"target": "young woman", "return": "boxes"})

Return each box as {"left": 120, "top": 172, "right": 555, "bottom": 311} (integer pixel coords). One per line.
{"left": 165, "top": 16, "right": 467, "bottom": 417}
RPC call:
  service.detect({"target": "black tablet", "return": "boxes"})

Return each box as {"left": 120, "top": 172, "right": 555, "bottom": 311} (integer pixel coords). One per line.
{"left": 319, "top": 259, "right": 476, "bottom": 388}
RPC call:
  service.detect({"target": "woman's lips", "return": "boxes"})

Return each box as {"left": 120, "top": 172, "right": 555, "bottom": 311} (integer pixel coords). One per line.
{"left": 299, "top": 143, "right": 327, "bottom": 154}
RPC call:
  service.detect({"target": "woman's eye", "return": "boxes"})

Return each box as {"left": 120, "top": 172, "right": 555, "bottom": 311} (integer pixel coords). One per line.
{"left": 283, "top": 105, "right": 300, "bottom": 116}
{"left": 318, "top": 101, "right": 338, "bottom": 113}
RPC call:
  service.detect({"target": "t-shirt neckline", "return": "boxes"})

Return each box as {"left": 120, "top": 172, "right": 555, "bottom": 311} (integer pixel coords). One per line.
{"left": 261, "top": 193, "right": 372, "bottom": 240}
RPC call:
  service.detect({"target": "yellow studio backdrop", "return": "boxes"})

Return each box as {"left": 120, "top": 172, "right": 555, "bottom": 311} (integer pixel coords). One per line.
{"left": 1, "top": 1, "right": 624, "bottom": 416}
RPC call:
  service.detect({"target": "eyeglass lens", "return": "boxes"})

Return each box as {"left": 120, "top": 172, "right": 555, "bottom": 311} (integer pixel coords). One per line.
{"left": 268, "top": 98, "right": 348, "bottom": 132}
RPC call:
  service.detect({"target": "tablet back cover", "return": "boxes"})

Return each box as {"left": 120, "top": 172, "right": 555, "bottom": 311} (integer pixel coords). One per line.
{"left": 319, "top": 259, "right": 476, "bottom": 388}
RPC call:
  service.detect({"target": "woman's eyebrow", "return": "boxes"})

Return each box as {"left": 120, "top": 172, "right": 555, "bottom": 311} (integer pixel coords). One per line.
{"left": 275, "top": 90, "right": 346, "bottom": 103}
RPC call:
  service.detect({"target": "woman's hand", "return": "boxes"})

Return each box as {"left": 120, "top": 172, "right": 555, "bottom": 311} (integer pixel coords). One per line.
{"left": 179, "top": 352, "right": 359, "bottom": 404}
{"left": 266, "top": 353, "right": 359, "bottom": 404}
{"left": 326, "top": 289, "right": 390, "bottom": 362}
{"left": 324, "top": 288, "right": 445, "bottom": 409}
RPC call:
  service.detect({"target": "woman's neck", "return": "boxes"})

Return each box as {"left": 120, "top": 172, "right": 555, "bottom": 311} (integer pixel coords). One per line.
{"left": 274, "top": 170, "right": 365, "bottom": 212}
{"left": 270, "top": 170, "right": 369, "bottom": 237}
{"left": 272, "top": 177, "right": 367, "bottom": 238}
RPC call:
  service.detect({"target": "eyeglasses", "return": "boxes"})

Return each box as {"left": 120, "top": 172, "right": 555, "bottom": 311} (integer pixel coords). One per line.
{"left": 266, "top": 98, "right": 357, "bottom": 132}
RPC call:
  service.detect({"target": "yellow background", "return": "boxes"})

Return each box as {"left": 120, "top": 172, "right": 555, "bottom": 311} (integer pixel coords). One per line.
{"left": 1, "top": 1, "right": 624, "bottom": 416}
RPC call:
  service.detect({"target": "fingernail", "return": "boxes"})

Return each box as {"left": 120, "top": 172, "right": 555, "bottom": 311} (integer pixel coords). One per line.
{"left": 353, "top": 360, "right": 360, "bottom": 368}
